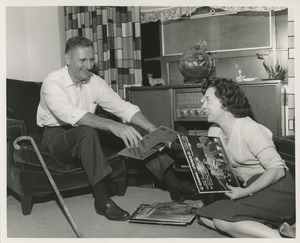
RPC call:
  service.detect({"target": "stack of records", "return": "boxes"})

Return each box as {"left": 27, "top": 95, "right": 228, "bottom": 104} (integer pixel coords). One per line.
{"left": 129, "top": 201, "right": 199, "bottom": 226}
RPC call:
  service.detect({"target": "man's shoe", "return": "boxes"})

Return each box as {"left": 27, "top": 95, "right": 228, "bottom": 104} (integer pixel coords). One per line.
{"left": 170, "top": 181, "right": 200, "bottom": 202}
{"left": 95, "top": 199, "right": 130, "bottom": 221}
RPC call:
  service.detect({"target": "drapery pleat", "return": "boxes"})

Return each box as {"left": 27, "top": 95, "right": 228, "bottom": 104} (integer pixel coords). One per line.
{"left": 64, "top": 6, "right": 142, "bottom": 97}
{"left": 140, "top": 6, "right": 198, "bottom": 23}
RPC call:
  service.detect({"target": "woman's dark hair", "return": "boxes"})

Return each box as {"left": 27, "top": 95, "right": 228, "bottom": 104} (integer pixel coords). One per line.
{"left": 202, "top": 78, "right": 255, "bottom": 119}
{"left": 65, "top": 36, "right": 93, "bottom": 54}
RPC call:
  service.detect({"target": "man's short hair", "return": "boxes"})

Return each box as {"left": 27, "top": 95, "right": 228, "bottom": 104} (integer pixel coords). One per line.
{"left": 65, "top": 36, "right": 93, "bottom": 54}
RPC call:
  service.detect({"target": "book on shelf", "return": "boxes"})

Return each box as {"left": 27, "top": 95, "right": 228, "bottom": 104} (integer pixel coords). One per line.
{"left": 178, "top": 134, "right": 240, "bottom": 193}
{"left": 128, "top": 201, "right": 199, "bottom": 226}
{"left": 118, "top": 126, "right": 179, "bottom": 160}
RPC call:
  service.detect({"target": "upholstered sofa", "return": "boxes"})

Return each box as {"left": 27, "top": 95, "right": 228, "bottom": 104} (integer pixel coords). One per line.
{"left": 7, "top": 79, "right": 128, "bottom": 215}
{"left": 273, "top": 135, "right": 295, "bottom": 177}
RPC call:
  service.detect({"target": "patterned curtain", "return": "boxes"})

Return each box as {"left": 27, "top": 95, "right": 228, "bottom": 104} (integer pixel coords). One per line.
{"left": 64, "top": 6, "right": 142, "bottom": 97}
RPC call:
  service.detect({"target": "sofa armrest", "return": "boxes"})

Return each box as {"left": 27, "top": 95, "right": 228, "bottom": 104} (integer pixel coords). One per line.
{"left": 7, "top": 119, "right": 27, "bottom": 189}
{"left": 7, "top": 119, "right": 26, "bottom": 165}
{"left": 7, "top": 119, "right": 26, "bottom": 141}
{"left": 273, "top": 135, "right": 295, "bottom": 177}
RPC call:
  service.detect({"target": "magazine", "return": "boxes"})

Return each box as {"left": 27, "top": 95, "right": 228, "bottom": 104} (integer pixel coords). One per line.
{"left": 118, "top": 126, "right": 179, "bottom": 160}
{"left": 128, "top": 201, "right": 198, "bottom": 226}
{"left": 178, "top": 134, "right": 240, "bottom": 193}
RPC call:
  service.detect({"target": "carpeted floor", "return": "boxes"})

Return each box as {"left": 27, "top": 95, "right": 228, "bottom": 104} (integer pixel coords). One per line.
{"left": 6, "top": 186, "right": 227, "bottom": 238}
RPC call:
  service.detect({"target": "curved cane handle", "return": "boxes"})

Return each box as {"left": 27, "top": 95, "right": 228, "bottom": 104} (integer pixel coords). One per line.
{"left": 13, "top": 136, "right": 34, "bottom": 150}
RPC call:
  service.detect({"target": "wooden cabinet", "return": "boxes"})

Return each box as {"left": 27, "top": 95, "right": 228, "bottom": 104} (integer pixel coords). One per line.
{"left": 239, "top": 80, "right": 282, "bottom": 137}
{"left": 127, "top": 80, "right": 283, "bottom": 136}
{"left": 129, "top": 88, "right": 173, "bottom": 128}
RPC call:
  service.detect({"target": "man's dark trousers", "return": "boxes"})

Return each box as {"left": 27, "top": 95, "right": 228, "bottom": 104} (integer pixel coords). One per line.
{"left": 41, "top": 125, "right": 174, "bottom": 185}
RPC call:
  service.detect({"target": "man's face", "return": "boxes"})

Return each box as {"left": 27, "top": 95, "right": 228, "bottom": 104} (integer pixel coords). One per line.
{"left": 65, "top": 46, "right": 95, "bottom": 84}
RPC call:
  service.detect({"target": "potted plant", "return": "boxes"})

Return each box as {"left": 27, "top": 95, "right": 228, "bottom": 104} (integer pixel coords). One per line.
{"left": 256, "top": 53, "right": 288, "bottom": 81}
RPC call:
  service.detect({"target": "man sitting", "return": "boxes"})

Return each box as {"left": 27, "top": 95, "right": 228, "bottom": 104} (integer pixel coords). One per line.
{"left": 37, "top": 36, "right": 198, "bottom": 221}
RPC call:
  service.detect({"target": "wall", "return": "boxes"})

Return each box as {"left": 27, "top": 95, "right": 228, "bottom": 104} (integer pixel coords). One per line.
{"left": 6, "top": 6, "right": 65, "bottom": 82}
{"left": 6, "top": 7, "right": 30, "bottom": 80}
{"left": 286, "top": 7, "right": 295, "bottom": 135}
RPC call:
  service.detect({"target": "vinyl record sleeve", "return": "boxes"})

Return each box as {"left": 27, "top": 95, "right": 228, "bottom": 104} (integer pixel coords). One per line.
{"left": 178, "top": 134, "right": 240, "bottom": 193}
{"left": 118, "top": 126, "right": 179, "bottom": 160}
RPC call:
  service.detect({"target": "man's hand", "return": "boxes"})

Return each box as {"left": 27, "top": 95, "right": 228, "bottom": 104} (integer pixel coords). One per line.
{"left": 77, "top": 112, "right": 143, "bottom": 148}
{"left": 110, "top": 123, "right": 143, "bottom": 148}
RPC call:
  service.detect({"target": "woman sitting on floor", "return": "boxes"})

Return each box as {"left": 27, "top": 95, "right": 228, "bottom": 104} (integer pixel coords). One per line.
{"left": 196, "top": 78, "right": 295, "bottom": 238}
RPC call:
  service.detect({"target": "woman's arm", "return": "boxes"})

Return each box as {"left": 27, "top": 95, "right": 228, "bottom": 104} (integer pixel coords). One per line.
{"left": 242, "top": 146, "right": 285, "bottom": 195}
{"left": 226, "top": 146, "right": 286, "bottom": 200}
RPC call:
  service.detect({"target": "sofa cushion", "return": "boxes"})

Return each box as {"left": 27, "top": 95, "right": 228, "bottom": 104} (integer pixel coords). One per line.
{"left": 13, "top": 135, "right": 83, "bottom": 173}
{"left": 7, "top": 79, "right": 42, "bottom": 136}
{"left": 13, "top": 135, "right": 126, "bottom": 174}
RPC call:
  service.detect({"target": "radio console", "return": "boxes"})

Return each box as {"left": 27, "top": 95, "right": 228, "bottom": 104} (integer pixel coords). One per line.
{"left": 173, "top": 88, "right": 207, "bottom": 121}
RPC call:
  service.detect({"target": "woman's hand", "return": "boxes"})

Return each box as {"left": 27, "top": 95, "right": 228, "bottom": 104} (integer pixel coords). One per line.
{"left": 224, "top": 184, "right": 251, "bottom": 200}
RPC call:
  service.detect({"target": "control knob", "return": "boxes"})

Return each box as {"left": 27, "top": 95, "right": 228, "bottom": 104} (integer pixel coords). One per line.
{"left": 187, "top": 110, "right": 193, "bottom": 116}
{"left": 179, "top": 109, "right": 187, "bottom": 117}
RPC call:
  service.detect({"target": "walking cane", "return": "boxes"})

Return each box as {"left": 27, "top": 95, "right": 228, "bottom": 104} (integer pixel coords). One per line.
{"left": 13, "top": 136, "right": 83, "bottom": 238}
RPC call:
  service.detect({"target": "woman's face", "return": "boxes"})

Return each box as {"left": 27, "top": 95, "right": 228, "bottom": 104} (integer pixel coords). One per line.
{"left": 201, "top": 87, "right": 226, "bottom": 124}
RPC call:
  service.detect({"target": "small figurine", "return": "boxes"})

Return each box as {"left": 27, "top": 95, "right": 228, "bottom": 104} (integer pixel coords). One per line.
{"left": 147, "top": 73, "right": 166, "bottom": 86}
{"left": 236, "top": 69, "right": 245, "bottom": 82}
